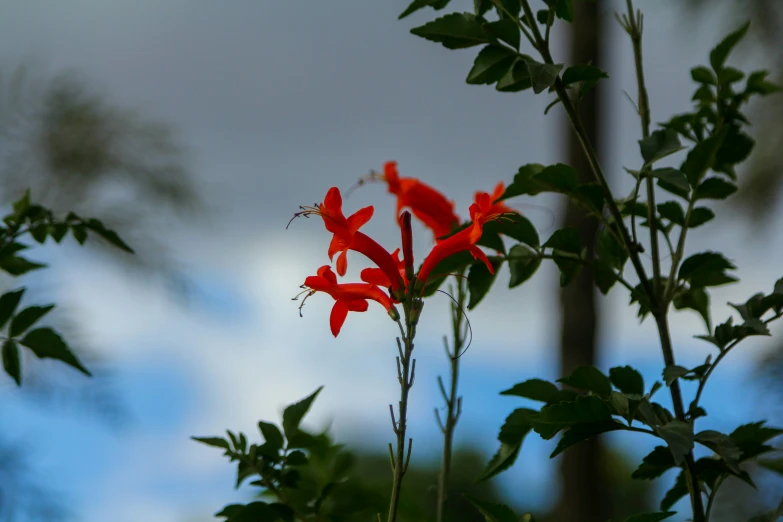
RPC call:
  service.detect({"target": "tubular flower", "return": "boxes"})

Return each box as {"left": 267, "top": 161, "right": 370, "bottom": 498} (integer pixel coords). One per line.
{"left": 379, "top": 161, "right": 460, "bottom": 240}
{"left": 293, "top": 187, "right": 405, "bottom": 291}
{"left": 416, "top": 188, "right": 511, "bottom": 287}
{"left": 361, "top": 248, "right": 407, "bottom": 292}
{"left": 301, "top": 265, "right": 397, "bottom": 337}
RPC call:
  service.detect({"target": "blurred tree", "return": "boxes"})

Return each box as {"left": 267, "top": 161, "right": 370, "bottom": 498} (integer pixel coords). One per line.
{"left": 554, "top": 1, "right": 610, "bottom": 521}
{"left": 0, "top": 63, "right": 199, "bottom": 521}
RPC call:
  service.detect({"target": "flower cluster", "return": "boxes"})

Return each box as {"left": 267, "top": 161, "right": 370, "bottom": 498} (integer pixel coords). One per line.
{"left": 291, "top": 162, "right": 516, "bottom": 336}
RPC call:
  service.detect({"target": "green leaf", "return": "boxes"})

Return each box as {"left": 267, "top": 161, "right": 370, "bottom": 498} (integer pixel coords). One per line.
{"left": 2, "top": 339, "right": 21, "bottom": 386}
{"left": 0, "top": 288, "right": 25, "bottom": 330}
{"left": 464, "top": 496, "right": 518, "bottom": 522}
{"left": 554, "top": 0, "right": 574, "bottom": 21}
{"left": 282, "top": 386, "right": 323, "bottom": 440}
{"left": 695, "top": 177, "right": 738, "bottom": 200}
{"left": 467, "top": 258, "right": 501, "bottom": 309}
{"left": 500, "top": 378, "right": 559, "bottom": 402}
{"left": 525, "top": 58, "right": 564, "bottom": 94}
{"left": 543, "top": 228, "right": 580, "bottom": 253}
{"left": 709, "top": 21, "right": 750, "bottom": 72}
{"left": 483, "top": 18, "right": 519, "bottom": 50}
{"left": 478, "top": 408, "right": 534, "bottom": 482}
{"left": 678, "top": 251, "right": 737, "bottom": 288}
{"left": 662, "top": 365, "right": 689, "bottom": 386}
{"left": 84, "top": 219, "right": 134, "bottom": 254}
{"left": 624, "top": 513, "right": 676, "bottom": 522}
{"left": 467, "top": 45, "right": 517, "bottom": 85}
{"left": 688, "top": 207, "right": 715, "bottom": 228}
{"left": 501, "top": 164, "right": 545, "bottom": 199}
{"left": 551, "top": 420, "right": 624, "bottom": 458}
{"left": 655, "top": 420, "right": 694, "bottom": 465}
{"left": 673, "top": 286, "right": 711, "bottom": 332}
{"left": 596, "top": 227, "right": 627, "bottom": 270}
{"left": 507, "top": 244, "right": 540, "bottom": 288}
{"left": 561, "top": 64, "right": 608, "bottom": 86}
{"left": 9, "top": 305, "right": 55, "bottom": 337}
{"left": 192, "top": 436, "right": 231, "bottom": 451}
{"left": 536, "top": 163, "right": 578, "bottom": 193}
{"left": 758, "top": 457, "right": 783, "bottom": 476}
{"left": 410, "top": 13, "right": 493, "bottom": 49}
{"left": 530, "top": 395, "right": 613, "bottom": 439}
{"left": 649, "top": 168, "right": 690, "bottom": 191}
{"left": 695, "top": 430, "right": 741, "bottom": 470}
{"left": 682, "top": 129, "right": 728, "bottom": 186}
{"left": 257, "top": 421, "right": 284, "bottom": 451}
{"left": 557, "top": 365, "right": 612, "bottom": 396}
{"left": 20, "top": 327, "right": 90, "bottom": 376}
{"left": 632, "top": 446, "right": 676, "bottom": 480}
{"left": 0, "top": 255, "right": 47, "bottom": 276}
{"left": 594, "top": 259, "right": 618, "bottom": 294}
{"left": 496, "top": 58, "right": 533, "bottom": 92}
{"left": 656, "top": 201, "right": 685, "bottom": 226}
{"left": 718, "top": 66, "right": 744, "bottom": 85}
{"left": 399, "top": 0, "right": 450, "bottom": 19}
{"left": 218, "top": 501, "right": 290, "bottom": 522}
{"left": 691, "top": 66, "right": 717, "bottom": 85}
{"left": 285, "top": 450, "right": 308, "bottom": 466}
{"left": 660, "top": 470, "right": 687, "bottom": 511}
{"left": 639, "top": 129, "right": 683, "bottom": 165}
{"left": 745, "top": 70, "right": 783, "bottom": 95}
{"left": 730, "top": 422, "right": 783, "bottom": 461}
{"left": 488, "top": 213, "right": 539, "bottom": 247}
{"left": 609, "top": 366, "right": 645, "bottom": 395}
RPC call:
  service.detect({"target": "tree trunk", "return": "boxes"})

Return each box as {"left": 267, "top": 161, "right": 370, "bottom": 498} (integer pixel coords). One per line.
{"left": 554, "top": 2, "right": 610, "bottom": 521}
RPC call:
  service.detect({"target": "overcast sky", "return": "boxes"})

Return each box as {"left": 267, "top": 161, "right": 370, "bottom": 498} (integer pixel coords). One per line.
{"left": 1, "top": 1, "right": 782, "bottom": 521}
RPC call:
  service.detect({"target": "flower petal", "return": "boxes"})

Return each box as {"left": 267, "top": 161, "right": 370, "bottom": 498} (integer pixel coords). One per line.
{"left": 346, "top": 299, "right": 369, "bottom": 312}
{"left": 347, "top": 205, "right": 374, "bottom": 234}
{"left": 323, "top": 187, "right": 343, "bottom": 212}
{"left": 360, "top": 267, "right": 390, "bottom": 287}
{"left": 318, "top": 265, "right": 338, "bottom": 284}
{"left": 468, "top": 245, "right": 494, "bottom": 274}
{"left": 336, "top": 250, "right": 349, "bottom": 277}
{"left": 330, "top": 300, "right": 349, "bottom": 337}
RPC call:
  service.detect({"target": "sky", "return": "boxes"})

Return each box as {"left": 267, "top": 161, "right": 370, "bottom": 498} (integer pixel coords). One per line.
{"left": 0, "top": 1, "right": 782, "bottom": 521}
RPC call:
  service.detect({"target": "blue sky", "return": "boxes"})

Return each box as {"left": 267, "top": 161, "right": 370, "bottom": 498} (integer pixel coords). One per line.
{"left": 1, "top": 0, "right": 783, "bottom": 521}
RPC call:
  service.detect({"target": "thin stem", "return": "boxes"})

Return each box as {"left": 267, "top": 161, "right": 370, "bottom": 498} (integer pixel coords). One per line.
{"left": 387, "top": 289, "right": 420, "bottom": 522}
{"left": 704, "top": 475, "right": 726, "bottom": 521}
{"left": 518, "top": 0, "right": 655, "bottom": 307}
{"left": 769, "top": 495, "right": 783, "bottom": 522}
{"left": 436, "top": 276, "right": 467, "bottom": 522}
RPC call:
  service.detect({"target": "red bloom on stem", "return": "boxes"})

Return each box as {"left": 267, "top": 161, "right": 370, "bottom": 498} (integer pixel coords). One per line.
{"left": 361, "top": 248, "right": 406, "bottom": 290}
{"left": 301, "top": 265, "right": 397, "bottom": 337}
{"left": 377, "top": 161, "right": 460, "bottom": 240}
{"left": 416, "top": 188, "right": 513, "bottom": 287}
{"left": 292, "top": 187, "right": 405, "bottom": 291}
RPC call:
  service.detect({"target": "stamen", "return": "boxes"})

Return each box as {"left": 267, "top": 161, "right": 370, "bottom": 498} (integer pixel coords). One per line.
{"left": 286, "top": 204, "right": 321, "bottom": 229}
{"left": 297, "top": 289, "right": 317, "bottom": 317}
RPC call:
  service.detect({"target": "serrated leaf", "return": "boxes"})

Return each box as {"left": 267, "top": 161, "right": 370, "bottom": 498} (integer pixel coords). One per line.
{"left": 478, "top": 408, "right": 534, "bottom": 482}
{"left": 657, "top": 201, "right": 685, "bottom": 226}
{"left": 464, "top": 496, "right": 518, "bottom": 522}
{"left": 682, "top": 128, "right": 728, "bottom": 186}
{"left": 673, "top": 286, "right": 711, "bottom": 332}
{"left": 399, "top": 0, "right": 451, "bottom": 19}
{"left": 84, "top": 218, "right": 135, "bottom": 254}
{"left": 496, "top": 58, "right": 533, "bottom": 92}
{"left": 557, "top": 365, "right": 612, "bottom": 396}
{"left": 561, "top": 64, "right": 608, "bottom": 86}
{"left": 688, "top": 207, "right": 715, "bottom": 228}
{"left": 609, "top": 366, "right": 645, "bottom": 395}
{"left": 9, "top": 305, "right": 55, "bottom": 337}
{"left": 282, "top": 386, "right": 323, "bottom": 439}
{"left": 500, "top": 164, "right": 545, "bottom": 199}
{"left": 0, "top": 255, "right": 47, "bottom": 276}
{"left": 655, "top": 420, "right": 694, "bottom": 465}
{"left": 484, "top": 18, "right": 519, "bottom": 50}
{"left": 525, "top": 58, "right": 563, "bottom": 94}
{"left": 639, "top": 129, "right": 683, "bottom": 165}
{"left": 679, "top": 251, "right": 737, "bottom": 288}
{"left": 543, "top": 228, "right": 580, "bottom": 253}
{"left": 488, "top": 213, "right": 539, "bottom": 247}
{"left": 596, "top": 227, "right": 627, "bottom": 271}
{"left": 507, "top": 244, "right": 540, "bottom": 288}
{"left": 695, "top": 430, "right": 741, "bottom": 470}
{"left": 536, "top": 163, "right": 578, "bottom": 193}
{"left": 632, "top": 446, "right": 675, "bottom": 480}
{"left": 467, "top": 45, "right": 517, "bottom": 85}
{"left": 467, "top": 258, "right": 501, "bottom": 309}
{"left": 554, "top": 0, "right": 573, "bottom": 21}
{"left": 662, "top": 365, "right": 689, "bottom": 386}
{"left": 2, "top": 340, "right": 21, "bottom": 386}
{"left": 257, "top": 421, "right": 284, "bottom": 451}
{"left": 551, "top": 420, "right": 624, "bottom": 458}
{"left": 730, "top": 422, "right": 783, "bottom": 461}
{"left": 286, "top": 450, "right": 308, "bottom": 466}
{"left": 20, "top": 327, "right": 90, "bottom": 376}
{"left": 500, "top": 378, "right": 559, "bottom": 402}
{"left": 709, "top": 21, "right": 750, "bottom": 72}
{"left": 530, "top": 395, "right": 613, "bottom": 439}
{"left": 691, "top": 66, "right": 716, "bottom": 85}
{"left": 192, "top": 436, "right": 231, "bottom": 451}
{"left": 649, "top": 168, "right": 690, "bottom": 191}
{"left": 0, "top": 288, "right": 25, "bottom": 330}
{"left": 660, "top": 470, "right": 687, "bottom": 511}
{"left": 695, "top": 177, "right": 738, "bottom": 200}
{"left": 410, "top": 13, "right": 493, "bottom": 49}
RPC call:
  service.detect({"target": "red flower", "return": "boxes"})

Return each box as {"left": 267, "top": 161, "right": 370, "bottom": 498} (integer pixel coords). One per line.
{"left": 416, "top": 188, "right": 512, "bottom": 286}
{"left": 293, "top": 187, "right": 405, "bottom": 291}
{"left": 380, "top": 161, "right": 460, "bottom": 240}
{"left": 361, "top": 248, "right": 406, "bottom": 291}
{"left": 302, "top": 265, "right": 397, "bottom": 336}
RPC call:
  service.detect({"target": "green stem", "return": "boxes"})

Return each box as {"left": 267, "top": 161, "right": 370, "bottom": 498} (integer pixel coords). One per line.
{"left": 387, "top": 287, "right": 419, "bottom": 522}
{"left": 769, "top": 495, "right": 783, "bottom": 522}
{"left": 704, "top": 475, "right": 726, "bottom": 521}
{"left": 435, "top": 276, "right": 466, "bottom": 522}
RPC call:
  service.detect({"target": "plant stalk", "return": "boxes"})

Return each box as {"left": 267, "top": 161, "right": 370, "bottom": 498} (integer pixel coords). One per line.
{"left": 435, "top": 276, "right": 466, "bottom": 522}
{"left": 387, "top": 290, "right": 418, "bottom": 522}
